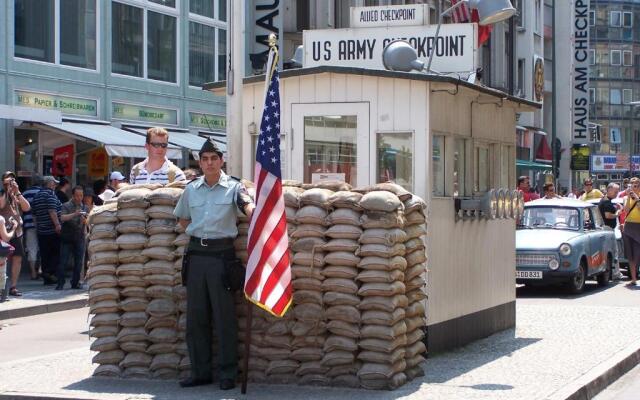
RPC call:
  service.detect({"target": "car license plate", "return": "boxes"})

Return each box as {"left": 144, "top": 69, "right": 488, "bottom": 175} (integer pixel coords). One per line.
{"left": 516, "top": 270, "right": 542, "bottom": 279}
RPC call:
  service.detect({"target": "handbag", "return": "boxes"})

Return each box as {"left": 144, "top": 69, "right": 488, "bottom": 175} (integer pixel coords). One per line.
{"left": 0, "top": 240, "right": 15, "bottom": 258}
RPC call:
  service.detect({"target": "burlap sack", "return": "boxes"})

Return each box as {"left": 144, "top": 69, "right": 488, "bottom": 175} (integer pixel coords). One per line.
{"left": 122, "top": 286, "right": 148, "bottom": 298}
{"left": 361, "top": 211, "right": 405, "bottom": 229}
{"left": 283, "top": 186, "right": 304, "bottom": 208}
{"left": 358, "top": 281, "right": 406, "bottom": 297}
{"left": 328, "top": 191, "right": 362, "bottom": 210}
{"left": 90, "top": 251, "right": 119, "bottom": 266}
{"left": 285, "top": 206, "right": 297, "bottom": 223}
{"left": 146, "top": 285, "right": 173, "bottom": 298}
{"left": 358, "top": 256, "right": 407, "bottom": 271}
{"left": 87, "top": 274, "right": 118, "bottom": 290}
{"left": 118, "top": 188, "right": 152, "bottom": 208}
{"left": 360, "top": 321, "right": 407, "bottom": 341}
{"left": 331, "top": 375, "right": 361, "bottom": 388}
{"left": 291, "top": 320, "right": 326, "bottom": 337}
{"left": 322, "top": 265, "right": 358, "bottom": 279}
{"left": 405, "top": 224, "right": 426, "bottom": 240}
{"left": 89, "top": 325, "right": 119, "bottom": 339}
{"left": 372, "top": 182, "right": 412, "bottom": 201}
{"left": 405, "top": 250, "right": 427, "bottom": 266}
{"left": 358, "top": 348, "right": 405, "bottom": 364}
{"left": 295, "top": 361, "right": 329, "bottom": 376}
{"left": 406, "top": 354, "right": 425, "bottom": 369}
{"left": 89, "top": 288, "right": 119, "bottom": 303}
{"left": 172, "top": 233, "right": 189, "bottom": 247}
{"left": 291, "top": 252, "right": 325, "bottom": 267}
{"left": 406, "top": 327, "right": 425, "bottom": 345}
{"left": 146, "top": 205, "right": 176, "bottom": 220}
{"left": 144, "top": 274, "right": 174, "bottom": 286}
{"left": 403, "top": 194, "right": 427, "bottom": 213}
{"left": 406, "top": 276, "right": 426, "bottom": 292}
{"left": 326, "top": 320, "right": 359, "bottom": 338}
{"left": 117, "top": 327, "right": 148, "bottom": 343}
{"left": 116, "top": 220, "right": 146, "bottom": 234}
{"left": 147, "top": 233, "right": 177, "bottom": 248}
{"left": 324, "top": 251, "right": 360, "bottom": 267}
{"left": 119, "top": 249, "right": 149, "bottom": 264}
{"left": 141, "top": 247, "right": 175, "bottom": 261}
{"left": 150, "top": 353, "right": 181, "bottom": 370}
{"left": 327, "top": 209, "right": 361, "bottom": 226}
{"left": 292, "top": 336, "right": 326, "bottom": 349}
{"left": 321, "top": 239, "right": 359, "bottom": 252}
{"left": 90, "top": 336, "right": 120, "bottom": 352}
{"left": 120, "top": 352, "right": 153, "bottom": 368}
{"left": 116, "top": 234, "right": 147, "bottom": 250}
{"left": 92, "top": 350, "right": 125, "bottom": 365}
{"left": 120, "top": 297, "right": 149, "bottom": 312}
{"left": 323, "top": 335, "right": 358, "bottom": 353}
{"left": 359, "top": 228, "right": 408, "bottom": 246}
{"left": 358, "top": 360, "right": 406, "bottom": 381}
{"left": 86, "top": 264, "right": 116, "bottom": 279}
{"left": 359, "top": 191, "right": 402, "bottom": 212}
{"left": 88, "top": 204, "right": 118, "bottom": 225}
{"left": 405, "top": 211, "right": 427, "bottom": 226}
{"left": 147, "top": 298, "right": 177, "bottom": 317}
{"left": 299, "top": 188, "right": 334, "bottom": 209}
{"left": 266, "top": 320, "right": 294, "bottom": 336}
{"left": 149, "top": 327, "right": 178, "bottom": 343}
{"left": 90, "top": 223, "right": 117, "bottom": 239}
{"left": 90, "top": 313, "right": 120, "bottom": 327}
{"left": 321, "top": 350, "right": 355, "bottom": 367}
{"left": 143, "top": 260, "right": 174, "bottom": 275}
{"left": 405, "top": 316, "right": 425, "bottom": 333}
{"left": 405, "top": 263, "right": 426, "bottom": 282}
{"left": 117, "top": 275, "right": 147, "bottom": 288}
{"left": 259, "top": 347, "right": 291, "bottom": 361}
{"left": 405, "top": 365, "right": 425, "bottom": 380}
{"left": 361, "top": 308, "right": 406, "bottom": 326}
{"left": 322, "top": 278, "right": 358, "bottom": 295}
{"left": 356, "top": 243, "right": 406, "bottom": 258}
{"left": 264, "top": 335, "right": 293, "bottom": 349}
{"left": 326, "top": 363, "right": 361, "bottom": 378}
{"left": 120, "top": 311, "right": 147, "bottom": 327}
{"left": 117, "top": 263, "right": 144, "bottom": 276}
{"left": 325, "top": 305, "right": 360, "bottom": 323}
{"left": 291, "top": 265, "right": 324, "bottom": 281}
{"left": 121, "top": 366, "right": 151, "bottom": 379}
{"left": 93, "top": 364, "right": 121, "bottom": 377}
{"left": 116, "top": 208, "right": 147, "bottom": 222}
{"left": 406, "top": 301, "right": 425, "bottom": 318}
{"left": 121, "top": 341, "right": 150, "bottom": 354}
{"left": 325, "top": 224, "right": 362, "bottom": 240}
{"left": 296, "top": 206, "right": 328, "bottom": 225}
{"left": 290, "top": 348, "right": 323, "bottom": 362}
{"left": 360, "top": 334, "right": 407, "bottom": 353}
{"left": 293, "top": 303, "right": 323, "bottom": 322}
{"left": 406, "top": 341, "right": 427, "bottom": 358}
{"left": 358, "top": 295, "right": 409, "bottom": 313}
{"left": 291, "top": 237, "right": 326, "bottom": 253}
{"left": 323, "top": 292, "right": 360, "bottom": 307}
{"left": 89, "top": 300, "right": 119, "bottom": 314}
{"left": 147, "top": 219, "right": 177, "bottom": 235}
{"left": 290, "top": 224, "right": 326, "bottom": 238}
{"left": 357, "top": 269, "right": 405, "bottom": 284}
{"left": 147, "top": 188, "right": 183, "bottom": 205}
{"left": 292, "top": 278, "right": 322, "bottom": 292}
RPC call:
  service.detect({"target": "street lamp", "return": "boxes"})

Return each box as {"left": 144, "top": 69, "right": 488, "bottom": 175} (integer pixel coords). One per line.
{"left": 383, "top": 0, "right": 515, "bottom": 74}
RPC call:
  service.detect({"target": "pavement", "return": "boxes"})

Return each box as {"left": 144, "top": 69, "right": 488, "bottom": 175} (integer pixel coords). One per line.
{"left": 0, "top": 281, "right": 639, "bottom": 399}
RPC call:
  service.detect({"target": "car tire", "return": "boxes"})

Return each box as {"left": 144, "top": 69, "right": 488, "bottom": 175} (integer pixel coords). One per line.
{"left": 597, "top": 256, "right": 612, "bottom": 287}
{"left": 568, "top": 260, "right": 587, "bottom": 294}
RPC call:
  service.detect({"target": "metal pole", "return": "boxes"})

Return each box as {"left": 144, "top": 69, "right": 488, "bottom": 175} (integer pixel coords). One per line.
{"left": 426, "top": 1, "right": 467, "bottom": 73}
{"left": 551, "top": 0, "right": 557, "bottom": 186}
{"left": 226, "top": 0, "right": 244, "bottom": 176}
{"left": 241, "top": 301, "right": 253, "bottom": 394}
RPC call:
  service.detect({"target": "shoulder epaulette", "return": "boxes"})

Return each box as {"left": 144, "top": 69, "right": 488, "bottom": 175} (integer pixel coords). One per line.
{"left": 229, "top": 176, "right": 242, "bottom": 182}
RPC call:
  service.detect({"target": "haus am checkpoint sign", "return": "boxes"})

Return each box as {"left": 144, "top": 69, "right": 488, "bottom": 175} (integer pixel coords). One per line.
{"left": 303, "top": 24, "right": 477, "bottom": 74}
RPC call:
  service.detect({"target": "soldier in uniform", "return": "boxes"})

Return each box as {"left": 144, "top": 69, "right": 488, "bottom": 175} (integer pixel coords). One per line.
{"left": 173, "top": 139, "right": 254, "bottom": 390}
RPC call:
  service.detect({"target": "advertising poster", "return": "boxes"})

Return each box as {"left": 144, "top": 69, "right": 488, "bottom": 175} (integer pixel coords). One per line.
{"left": 88, "top": 148, "right": 109, "bottom": 178}
{"left": 52, "top": 144, "right": 74, "bottom": 176}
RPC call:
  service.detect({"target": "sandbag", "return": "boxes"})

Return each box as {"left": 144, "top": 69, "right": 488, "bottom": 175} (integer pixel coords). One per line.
{"left": 116, "top": 220, "right": 146, "bottom": 234}
{"left": 299, "top": 188, "right": 334, "bottom": 209}
{"left": 359, "top": 228, "right": 408, "bottom": 246}
{"left": 359, "top": 191, "right": 402, "bottom": 212}
{"left": 358, "top": 281, "right": 406, "bottom": 297}
{"left": 116, "top": 208, "right": 147, "bottom": 222}
{"left": 327, "top": 209, "right": 361, "bottom": 226}
{"left": 116, "top": 234, "right": 147, "bottom": 250}
{"left": 145, "top": 205, "right": 176, "bottom": 220}
{"left": 324, "top": 224, "right": 362, "bottom": 240}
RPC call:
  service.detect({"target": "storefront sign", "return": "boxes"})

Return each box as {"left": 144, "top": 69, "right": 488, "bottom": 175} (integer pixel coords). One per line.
{"left": 88, "top": 148, "right": 109, "bottom": 178}
{"left": 570, "top": 144, "right": 590, "bottom": 171}
{"left": 189, "top": 112, "right": 227, "bottom": 130}
{"left": 591, "top": 154, "right": 640, "bottom": 173}
{"left": 14, "top": 90, "right": 97, "bottom": 117}
{"left": 303, "top": 24, "right": 477, "bottom": 74}
{"left": 112, "top": 102, "right": 178, "bottom": 125}
{"left": 52, "top": 144, "right": 74, "bottom": 176}
{"left": 533, "top": 56, "right": 544, "bottom": 103}
{"left": 350, "top": 5, "right": 427, "bottom": 28}
{"left": 572, "top": 0, "right": 590, "bottom": 144}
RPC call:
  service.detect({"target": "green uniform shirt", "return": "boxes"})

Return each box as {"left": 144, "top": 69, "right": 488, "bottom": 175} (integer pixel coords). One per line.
{"left": 173, "top": 172, "right": 252, "bottom": 239}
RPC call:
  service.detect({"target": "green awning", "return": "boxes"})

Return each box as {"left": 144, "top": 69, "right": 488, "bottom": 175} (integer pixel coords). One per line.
{"left": 516, "top": 160, "right": 552, "bottom": 170}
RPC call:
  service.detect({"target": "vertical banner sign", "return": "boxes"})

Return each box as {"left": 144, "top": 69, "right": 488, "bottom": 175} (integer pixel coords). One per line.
{"left": 88, "top": 148, "right": 109, "bottom": 178}
{"left": 572, "top": 0, "right": 590, "bottom": 144}
{"left": 52, "top": 144, "right": 74, "bottom": 176}
{"left": 247, "top": 0, "right": 283, "bottom": 75}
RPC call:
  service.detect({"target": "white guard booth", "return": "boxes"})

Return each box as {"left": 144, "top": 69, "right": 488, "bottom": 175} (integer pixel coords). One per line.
{"left": 206, "top": 65, "right": 539, "bottom": 352}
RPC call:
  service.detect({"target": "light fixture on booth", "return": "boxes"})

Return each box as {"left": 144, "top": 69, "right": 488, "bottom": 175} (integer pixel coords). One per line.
{"left": 382, "top": 0, "right": 516, "bottom": 74}
{"left": 454, "top": 188, "right": 522, "bottom": 221}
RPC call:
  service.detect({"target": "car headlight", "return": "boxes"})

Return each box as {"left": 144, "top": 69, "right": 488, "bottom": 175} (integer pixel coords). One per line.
{"left": 559, "top": 243, "right": 572, "bottom": 256}
{"left": 548, "top": 259, "right": 560, "bottom": 270}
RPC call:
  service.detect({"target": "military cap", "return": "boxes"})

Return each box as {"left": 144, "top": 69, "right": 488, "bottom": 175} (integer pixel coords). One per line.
{"left": 199, "top": 138, "right": 223, "bottom": 158}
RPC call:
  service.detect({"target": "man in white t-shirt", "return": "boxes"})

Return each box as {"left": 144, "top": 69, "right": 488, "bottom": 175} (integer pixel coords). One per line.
{"left": 129, "top": 127, "right": 186, "bottom": 185}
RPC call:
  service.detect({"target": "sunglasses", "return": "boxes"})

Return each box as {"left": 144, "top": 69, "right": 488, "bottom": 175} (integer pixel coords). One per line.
{"left": 148, "top": 142, "right": 168, "bottom": 149}
{"left": 584, "top": 183, "right": 592, "bottom": 186}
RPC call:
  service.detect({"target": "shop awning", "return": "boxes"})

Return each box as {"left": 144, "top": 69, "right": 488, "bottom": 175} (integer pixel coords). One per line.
{"left": 516, "top": 160, "right": 552, "bottom": 170}
{"left": 43, "top": 121, "right": 182, "bottom": 159}
{"left": 124, "top": 127, "right": 227, "bottom": 159}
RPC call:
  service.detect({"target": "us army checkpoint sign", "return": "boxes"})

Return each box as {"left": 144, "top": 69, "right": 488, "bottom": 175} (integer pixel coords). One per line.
{"left": 303, "top": 24, "right": 477, "bottom": 74}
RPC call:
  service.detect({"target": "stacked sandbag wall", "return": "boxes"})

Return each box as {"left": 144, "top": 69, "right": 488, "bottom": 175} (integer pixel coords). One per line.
{"left": 87, "top": 181, "right": 427, "bottom": 390}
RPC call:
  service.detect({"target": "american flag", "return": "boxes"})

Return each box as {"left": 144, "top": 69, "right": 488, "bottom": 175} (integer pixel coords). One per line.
{"left": 450, "top": 0, "right": 471, "bottom": 23}
{"left": 244, "top": 54, "right": 292, "bottom": 318}
{"left": 450, "top": 0, "right": 492, "bottom": 45}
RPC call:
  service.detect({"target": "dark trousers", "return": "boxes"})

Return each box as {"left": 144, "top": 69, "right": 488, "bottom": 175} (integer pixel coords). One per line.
{"left": 186, "top": 251, "right": 238, "bottom": 381}
{"left": 57, "top": 238, "right": 86, "bottom": 287}
{"left": 37, "top": 233, "right": 60, "bottom": 277}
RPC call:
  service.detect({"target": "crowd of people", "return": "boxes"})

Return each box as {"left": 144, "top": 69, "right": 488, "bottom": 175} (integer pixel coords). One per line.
{"left": 518, "top": 174, "right": 640, "bottom": 286}
{"left": 0, "top": 127, "right": 202, "bottom": 300}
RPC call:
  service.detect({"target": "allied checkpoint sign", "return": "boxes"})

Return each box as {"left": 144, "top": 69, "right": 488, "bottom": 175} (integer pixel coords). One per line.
{"left": 303, "top": 24, "right": 477, "bottom": 75}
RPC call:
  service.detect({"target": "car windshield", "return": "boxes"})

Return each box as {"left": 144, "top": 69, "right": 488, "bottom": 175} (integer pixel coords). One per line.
{"left": 519, "top": 207, "right": 581, "bottom": 230}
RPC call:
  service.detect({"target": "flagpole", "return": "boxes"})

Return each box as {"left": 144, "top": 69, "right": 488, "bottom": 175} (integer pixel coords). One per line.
{"left": 241, "top": 33, "right": 279, "bottom": 395}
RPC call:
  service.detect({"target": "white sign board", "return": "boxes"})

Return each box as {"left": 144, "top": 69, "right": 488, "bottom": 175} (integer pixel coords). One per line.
{"left": 572, "top": 0, "right": 590, "bottom": 144}
{"left": 312, "top": 173, "right": 346, "bottom": 184}
{"left": 303, "top": 24, "right": 477, "bottom": 74}
{"left": 350, "top": 4, "right": 428, "bottom": 28}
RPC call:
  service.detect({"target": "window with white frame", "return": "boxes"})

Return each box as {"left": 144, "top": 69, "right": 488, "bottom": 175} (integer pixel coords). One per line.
{"left": 377, "top": 131, "right": 414, "bottom": 192}
{"left": 589, "top": 49, "right": 596, "bottom": 65}
{"left": 453, "top": 137, "right": 467, "bottom": 197}
{"left": 474, "top": 143, "right": 490, "bottom": 193}
{"left": 14, "top": 0, "right": 97, "bottom": 70}
{"left": 515, "top": 0, "right": 524, "bottom": 29}
{"left": 112, "top": 0, "right": 177, "bottom": 83}
{"left": 623, "top": 89, "right": 633, "bottom": 104}
{"left": 189, "top": 0, "right": 227, "bottom": 87}
{"left": 611, "top": 50, "right": 622, "bottom": 66}
{"left": 432, "top": 135, "right": 445, "bottom": 196}
{"left": 623, "top": 11, "right": 633, "bottom": 28}
{"left": 623, "top": 50, "right": 633, "bottom": 66}
{"left": 610, "top": 11, "right": 621, "bottom": 27}
{"left": 610, "top": 89, "right": 622, "bottom": 105}
{"left": 589, "top": 10, "right": 595, "bottom": 26}
{"left": 534, "top": 0, "right": 541, "bottom": 34}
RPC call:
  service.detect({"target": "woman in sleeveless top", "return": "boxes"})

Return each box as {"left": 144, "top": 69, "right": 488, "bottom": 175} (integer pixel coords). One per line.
{"left": 1, "top": 172, "right": 31, "bottom": 296}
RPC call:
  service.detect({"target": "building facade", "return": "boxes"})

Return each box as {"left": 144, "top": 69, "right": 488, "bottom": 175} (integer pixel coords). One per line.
{"left": 0, "top": 0, "right": 228, "bottom": 187}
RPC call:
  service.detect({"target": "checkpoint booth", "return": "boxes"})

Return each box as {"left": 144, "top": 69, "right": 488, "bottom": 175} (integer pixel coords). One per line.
{"left": 206, "top": 65, "right": 539, "bottom": 352}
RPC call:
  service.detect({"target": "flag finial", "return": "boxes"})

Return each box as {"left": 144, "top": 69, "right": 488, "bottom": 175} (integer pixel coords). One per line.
{"left": 268, "top": 33, "right": 277, "bottom": 49}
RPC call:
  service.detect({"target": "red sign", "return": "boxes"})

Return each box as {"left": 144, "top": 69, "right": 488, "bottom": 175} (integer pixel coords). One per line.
{"left": 52, "top": 144, "right": 74, "bottom": 176}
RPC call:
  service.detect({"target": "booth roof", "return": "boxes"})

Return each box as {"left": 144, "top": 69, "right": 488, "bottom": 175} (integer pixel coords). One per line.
{"left": 203, "top": 65, "right": 541, "bottom": 111}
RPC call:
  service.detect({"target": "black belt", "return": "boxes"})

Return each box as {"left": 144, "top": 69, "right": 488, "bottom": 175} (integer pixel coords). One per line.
{"left": 190, "top": 237, "right": 234, "bottom": 247}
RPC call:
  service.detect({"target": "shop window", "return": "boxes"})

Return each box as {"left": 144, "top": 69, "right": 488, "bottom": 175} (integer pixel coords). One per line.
{"left": 623, "top": 11, "right": 633, "bottom": 28}
{"left": 15, "top": 0, "right": 97, "bottom": 69}
{"left": 623, "top": 50, "right": 633, "bottom": 66}
{"left": 453, "top": 138, "right": 467, "bottom": 197}
{"left": 432, "top": 135, "right": 445, "bottom": 197}
{"left": 15, "top": 129, "right": 39, "bottom": 176}
{"left": 188, "top": 1, "right": 227, "bottom": 87}
{"left": 377, "top": 132, "right": 414, "bottom": 192}
{"left": 474, "top": 143, "right": 490, "bottom": 194}
{"left": 112, "top": 1, "right": 178, "bottom": 83}
{"left": 303, "top": 116, "right": 357, "bottom": 186}
{"left": 610, "top": 11, "right": 621, "bottom": 27}
{"left": 610, "top": 89, "right": 622, "bottom": 105}
{"left": 611, "top": 50, "right": 621, "bottom": 66}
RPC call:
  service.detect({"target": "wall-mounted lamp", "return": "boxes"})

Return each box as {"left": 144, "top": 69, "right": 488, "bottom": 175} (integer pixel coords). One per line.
{"left": 455, "top": 188, "right": 523, "bottom": 221}
{"left": 248, "top": 122, "right": 257, "bottom": 135}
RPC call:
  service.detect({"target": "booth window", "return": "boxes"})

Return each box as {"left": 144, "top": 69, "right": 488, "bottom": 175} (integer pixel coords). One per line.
{"left": 14, "top": 0, "right": 97, "bottom": 70}
{"left": 432, "top": 135, "right": 445, "bottom": 197}
{"left": 500, "top": 145, "right": 515, "bottom": 189}
{"left": 189, "top": 0, "right": 227, "bottom": 86}
{"left": 453, "top": 138, "right": 466, "bottom": 197}
{"left": 303, "top": 116, "right": 357, "bottom": 185}
{"left": 377, "top": 132, "right": 413, "bottom": 192}
{"left": 112, "top": 1, "right": 178, "bottom": 83}
{"left": 474, "top": 143, "right": 490, "bottom": 193}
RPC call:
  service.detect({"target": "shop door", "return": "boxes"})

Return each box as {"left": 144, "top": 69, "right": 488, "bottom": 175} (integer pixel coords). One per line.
{"left": 291, "top": 103, "right": 370, "bottom": 187}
